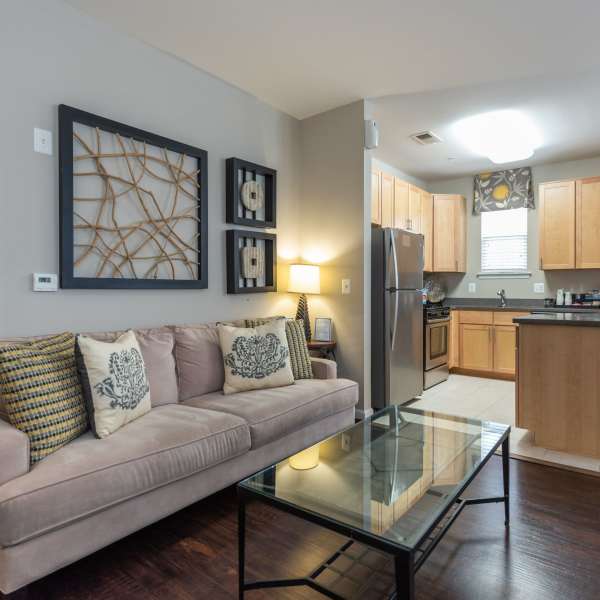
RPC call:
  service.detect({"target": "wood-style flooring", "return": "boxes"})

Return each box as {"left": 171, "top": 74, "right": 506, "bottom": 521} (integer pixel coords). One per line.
{"left": 3, "top": 457, "right": 600, "bottom": 600}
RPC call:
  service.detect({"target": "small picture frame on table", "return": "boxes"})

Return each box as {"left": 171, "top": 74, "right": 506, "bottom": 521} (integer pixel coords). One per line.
{"left": 313, "top": 317, "right": 333, "bottom": 342}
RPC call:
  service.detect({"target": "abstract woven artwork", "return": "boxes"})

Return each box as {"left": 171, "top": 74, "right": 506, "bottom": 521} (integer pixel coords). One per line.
{"left": 59, "top": 105, "right": 208, "bottom": 289}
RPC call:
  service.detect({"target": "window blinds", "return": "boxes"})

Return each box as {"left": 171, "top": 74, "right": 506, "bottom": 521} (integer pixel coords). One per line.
{"left": 481, "top": 208, "right": 528, "bottom": 272}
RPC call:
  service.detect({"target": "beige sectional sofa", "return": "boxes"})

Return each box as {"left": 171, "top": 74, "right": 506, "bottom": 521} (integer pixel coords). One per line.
{"left": 0, "top": 323, "right": 358, "bottom": 593}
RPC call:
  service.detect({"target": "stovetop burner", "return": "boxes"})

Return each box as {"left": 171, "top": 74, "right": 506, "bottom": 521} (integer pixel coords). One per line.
{"left": 424, "top": 303, "right": 450, "bottom": 322}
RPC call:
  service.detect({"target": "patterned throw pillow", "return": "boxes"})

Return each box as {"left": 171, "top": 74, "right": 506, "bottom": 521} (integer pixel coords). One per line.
{"left": 218, "top": 320, "right": 294, "bottom": 395}
{"left": 0, "top": 332, "right": 88, "bottom": 464}
{"left": 245, "top": 318, "right": 313, "bottom": 380}
{"left": 77, "top": 330, "right": 151, "bottom": 438}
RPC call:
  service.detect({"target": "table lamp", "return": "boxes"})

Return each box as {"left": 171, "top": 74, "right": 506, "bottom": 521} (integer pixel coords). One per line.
{"left": 288, "top": 263, "right": 320, "bottom": 341}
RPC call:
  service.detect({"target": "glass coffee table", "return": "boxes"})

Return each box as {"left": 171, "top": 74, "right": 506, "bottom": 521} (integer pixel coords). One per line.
{"left": 238, "top": 406, "right": 510, "bottom": 600}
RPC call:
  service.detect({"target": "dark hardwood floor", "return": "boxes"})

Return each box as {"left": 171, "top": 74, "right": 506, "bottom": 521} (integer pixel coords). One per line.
{"left": 3, "top": 457, "right": 600, "bottom": 600}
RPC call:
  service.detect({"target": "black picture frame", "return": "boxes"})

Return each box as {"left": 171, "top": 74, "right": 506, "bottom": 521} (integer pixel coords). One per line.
{"left": 58, "top": 104, "right": 208, "bottom": 289}
{"left": 226, "top": 229, "right": 277, "bottom": 294}
{"left": 226, "top": 157, "right": 276, "bottom": 228}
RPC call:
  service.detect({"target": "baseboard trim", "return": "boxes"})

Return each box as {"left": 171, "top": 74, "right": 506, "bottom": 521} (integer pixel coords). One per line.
{"left": 450, "top": 367, "right": 515, "bottom": 382}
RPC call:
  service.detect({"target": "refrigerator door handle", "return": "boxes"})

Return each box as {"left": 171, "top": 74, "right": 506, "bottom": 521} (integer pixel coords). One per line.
{"left": 390, "top": 291, "right": 399, "bottom": 351}
{"left": 388, "top": 231, "right": 399, "bottom": 291}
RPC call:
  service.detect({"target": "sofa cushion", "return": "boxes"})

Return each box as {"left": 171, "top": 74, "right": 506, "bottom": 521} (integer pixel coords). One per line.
{"left": 174, "top": 325, "right": 224, "bottom": 400}
{"left": 218, "top": 321, "right": 294, "bottom": 395}
{"left": 184, "top": 378, "right": 358, "bottom": 449}
{"left": 77, "top": 331, "right": 152, "bottom": 439}
{"left": 0, "top": 404, "right": 250, "bottom": 547}
{"left": 0, "top": 333, "right": 88, "bottom": 464}
{"left": 82, "top": 328, "right": 178, "bottom": 407}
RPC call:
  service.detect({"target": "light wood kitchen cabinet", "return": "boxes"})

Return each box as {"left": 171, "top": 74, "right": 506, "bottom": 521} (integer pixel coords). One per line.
{"left": 448, "top": 309, "right": 459, "bottom": 368}
{"left": 371, "top": 169, "right": 381, "bottom": 225}
{"left": 408, "top": 185, "right": 423, "bottom": 233}
{"left": 459, "top": 324, "right": 493, "bottom": 371}
{"left": 576, "top": 177, "right": 600, "bottom": 268}
{"left": 422, "top": 191, "right": 433, "bottom": 271}
{"left": 492, "top": 325, "right": 517, "bottom": 374}
{"left": 538, "top": 180, "right": 576, "bottom": 269}
{"left": 393, "top": 178, "right": 410, "bottom": 230}
{"left": 380, "top": 172, "right": 394, "bottom": 228}
{"left": 454, "top": 310, "right": 528, "bottom": 378}
{"left": 432, "top": 194, "right": 466, "bottom": 272}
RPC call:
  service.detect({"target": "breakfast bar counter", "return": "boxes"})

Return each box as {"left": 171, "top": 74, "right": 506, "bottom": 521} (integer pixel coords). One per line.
{"left": 515, "top": 317, "right": 600, "bottom": 458}
{"left": 513, "top": 312, "right": 600, "bottom": 326}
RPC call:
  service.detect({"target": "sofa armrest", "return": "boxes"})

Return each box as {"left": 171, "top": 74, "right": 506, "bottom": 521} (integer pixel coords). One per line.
{"left": 310, "top": 357, "right": 337, "bottom": 380}
{"left": 0, "top": 418, "right": 29, "bottom": 485}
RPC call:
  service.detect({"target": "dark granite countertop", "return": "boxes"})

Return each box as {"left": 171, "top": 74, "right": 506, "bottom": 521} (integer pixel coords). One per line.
{"left": 443, "top": 298, "right": 600, "bottom": 314}
{"left": 513, "top": 313, "right": 600, "bottom": 326}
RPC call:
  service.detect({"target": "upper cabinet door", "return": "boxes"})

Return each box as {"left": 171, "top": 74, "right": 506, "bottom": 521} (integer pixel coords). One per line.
{"left": 380, "top": 172, "right": 394, "bottom": 228}
{"left": 539, "top": 181, "right": 575, "bottom": 270}
{"left": 408, "top": 185, "right": 422, "bottom": 233}
{"left": 371, "top": 169, "right": 381, "bottom": 225}
{"left": 576, "top": 177, "right": 600, "bottom": 269}
{"left": 433, "top": 194, "right": 466, "bottom": 272}
{"left": 393, "top": 178, "right": 409, "bottom": 230}
{"left": 422, "top": 191, "right": 433, "bottom": 272}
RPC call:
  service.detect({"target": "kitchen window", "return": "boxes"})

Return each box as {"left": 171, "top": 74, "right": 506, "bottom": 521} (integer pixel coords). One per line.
{"left": 480, "top": 207, "right": 528, "bottom": 276}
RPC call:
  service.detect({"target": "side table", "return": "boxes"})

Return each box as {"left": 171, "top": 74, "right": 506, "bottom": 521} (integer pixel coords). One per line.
{"left": 307, "top": 341, "right": 336, "bottom": 361}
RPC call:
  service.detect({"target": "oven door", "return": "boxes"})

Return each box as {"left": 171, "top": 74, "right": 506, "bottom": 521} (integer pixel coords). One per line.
{"left": 425, "top": 319, "right": 449, "bottom": 370}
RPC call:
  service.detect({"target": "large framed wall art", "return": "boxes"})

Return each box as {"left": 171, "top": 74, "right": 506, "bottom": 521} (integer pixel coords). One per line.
{"left": 58, "top": 104, "right": 208, "bottom": 289}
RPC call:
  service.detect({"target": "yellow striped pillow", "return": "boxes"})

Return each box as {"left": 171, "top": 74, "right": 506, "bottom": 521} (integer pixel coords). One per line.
{"left": 0, "top": 333, "right": 88, "bottom": 464}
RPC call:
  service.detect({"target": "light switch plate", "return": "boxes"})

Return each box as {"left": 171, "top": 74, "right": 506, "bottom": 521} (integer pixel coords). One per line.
{"left": 33, "top": 273, "right": 58, "bottom": 292}
{"left": 468, "top": 282, "right": 476, "bottom": 293}
{"left": 34, "top": 128, "right": 53, "bottom": 155}
{"left": 534, "top": 282, "right": 545, "bottom": 294}
{"left": 341, "top": 279, "right": 351, "bottom": 295}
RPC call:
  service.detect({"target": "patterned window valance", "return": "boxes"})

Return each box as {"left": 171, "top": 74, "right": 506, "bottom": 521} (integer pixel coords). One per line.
{"left": 473, "top": 167, "right": 534, "bottom": 214}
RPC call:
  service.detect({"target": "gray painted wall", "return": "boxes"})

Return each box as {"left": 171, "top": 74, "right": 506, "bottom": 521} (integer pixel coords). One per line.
{"left": 428, "top": 156, "right": 600, "bottom": 299}
{"left": 298, "top": 101, "right": 370, "bottom": 411}
{"left": 0, "top": 0, "right": 302, "bottom": 336}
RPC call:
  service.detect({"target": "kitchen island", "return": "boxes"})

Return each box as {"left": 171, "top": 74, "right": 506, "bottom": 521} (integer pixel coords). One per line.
{"left": 514, "top": 313, "right": 600, "bottom": 458}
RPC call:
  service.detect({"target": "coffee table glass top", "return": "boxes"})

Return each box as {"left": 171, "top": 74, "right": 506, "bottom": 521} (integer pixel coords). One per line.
{"left": 239, "top": 406, "right": 510, "bottom": 551}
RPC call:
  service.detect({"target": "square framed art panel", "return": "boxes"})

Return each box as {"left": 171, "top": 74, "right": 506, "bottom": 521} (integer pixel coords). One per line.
{"left": 226, "top": 157, "right": 276, "bottom": 228}
{"left": 226, "top": 230, "right": 277, "bottom": 294}
{"left": 59, "top": 104, "right": 208, "bottom": 289}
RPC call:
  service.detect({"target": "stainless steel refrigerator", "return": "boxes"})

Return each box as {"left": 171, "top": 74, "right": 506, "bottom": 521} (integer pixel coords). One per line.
{"left": 371, "top": 227, "right": 424, "bottom": 409}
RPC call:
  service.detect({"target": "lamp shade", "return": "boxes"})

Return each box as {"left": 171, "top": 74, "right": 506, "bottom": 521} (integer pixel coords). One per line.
{"left": 288, "top": 264, "right": 320, "bottom": 294}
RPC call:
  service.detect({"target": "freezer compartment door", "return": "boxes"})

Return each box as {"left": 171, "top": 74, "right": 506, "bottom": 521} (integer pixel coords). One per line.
{"left": 385, "top": 229, "right": 424, "bottom": 291}
{"left": 385, "top": 289, "right": 424, "bottom": 405}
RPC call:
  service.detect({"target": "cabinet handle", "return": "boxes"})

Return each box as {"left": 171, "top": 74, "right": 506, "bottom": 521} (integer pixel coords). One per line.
{"left": 455, "top": 259, "right": 458, "bottom": 271}
{"left": 539, "top": 256, "right": 543, "bottom": 270}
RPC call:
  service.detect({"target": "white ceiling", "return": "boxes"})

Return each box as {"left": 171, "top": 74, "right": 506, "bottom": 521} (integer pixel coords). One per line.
{"left": 64, "top": 0, "right": 600, "bottom": 180}
{"left": 371, "top": 70, "right": 600, "bottom": 180}
{"left": 66, "top": 0, "right": 600, "bottom": 120}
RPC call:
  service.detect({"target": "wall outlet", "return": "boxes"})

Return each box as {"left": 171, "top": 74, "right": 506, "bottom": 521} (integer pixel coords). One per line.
{"left": 468, "top": 282, "right": 476, "bottom": 293}
{"left": 341, "top": 279, "right": 351, "bottom": 295}
{"left": 341, "top": 433, "right": 351, "bottom": 452}
{"left": 534, "top": 282, "right": 545, "bottom": 294}
{"left": 34, "top": 128, "right": 53, "bottom": 155}
{"left": 33, "top": 273, "right": 58, "bottom": 292}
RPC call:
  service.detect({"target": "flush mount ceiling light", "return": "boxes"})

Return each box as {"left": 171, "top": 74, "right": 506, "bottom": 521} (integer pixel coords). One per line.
{"left": 454, "top": 110, "right": 541, "bottom": 164}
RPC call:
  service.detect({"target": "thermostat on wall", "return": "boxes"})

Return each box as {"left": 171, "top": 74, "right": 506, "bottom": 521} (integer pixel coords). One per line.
{"left": 33, "top": 273, "right": 58, "bottom": 292}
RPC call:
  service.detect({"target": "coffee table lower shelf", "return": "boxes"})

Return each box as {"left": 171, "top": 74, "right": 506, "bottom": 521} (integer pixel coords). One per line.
{"left": 238, "top": 435, "right": 509, "bottom": 600}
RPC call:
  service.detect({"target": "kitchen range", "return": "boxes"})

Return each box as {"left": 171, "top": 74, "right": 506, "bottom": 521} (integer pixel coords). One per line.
{"left": 423, "top": 303, "right": 450, "bottom": 389}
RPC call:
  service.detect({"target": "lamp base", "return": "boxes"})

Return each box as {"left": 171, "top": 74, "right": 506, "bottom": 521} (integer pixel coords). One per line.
{"left": 295, "top": 293, "right": 311, "bottom": 341}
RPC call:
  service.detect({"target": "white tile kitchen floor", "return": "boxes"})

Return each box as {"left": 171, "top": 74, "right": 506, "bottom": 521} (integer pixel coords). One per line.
{"left": 412, "top": 374, "right": 600, "bottom": 476}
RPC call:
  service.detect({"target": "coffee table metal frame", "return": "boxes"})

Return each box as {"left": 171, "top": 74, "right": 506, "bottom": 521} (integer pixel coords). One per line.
{"left": 238, "top": 426, "right": 510, "bottom": 600}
